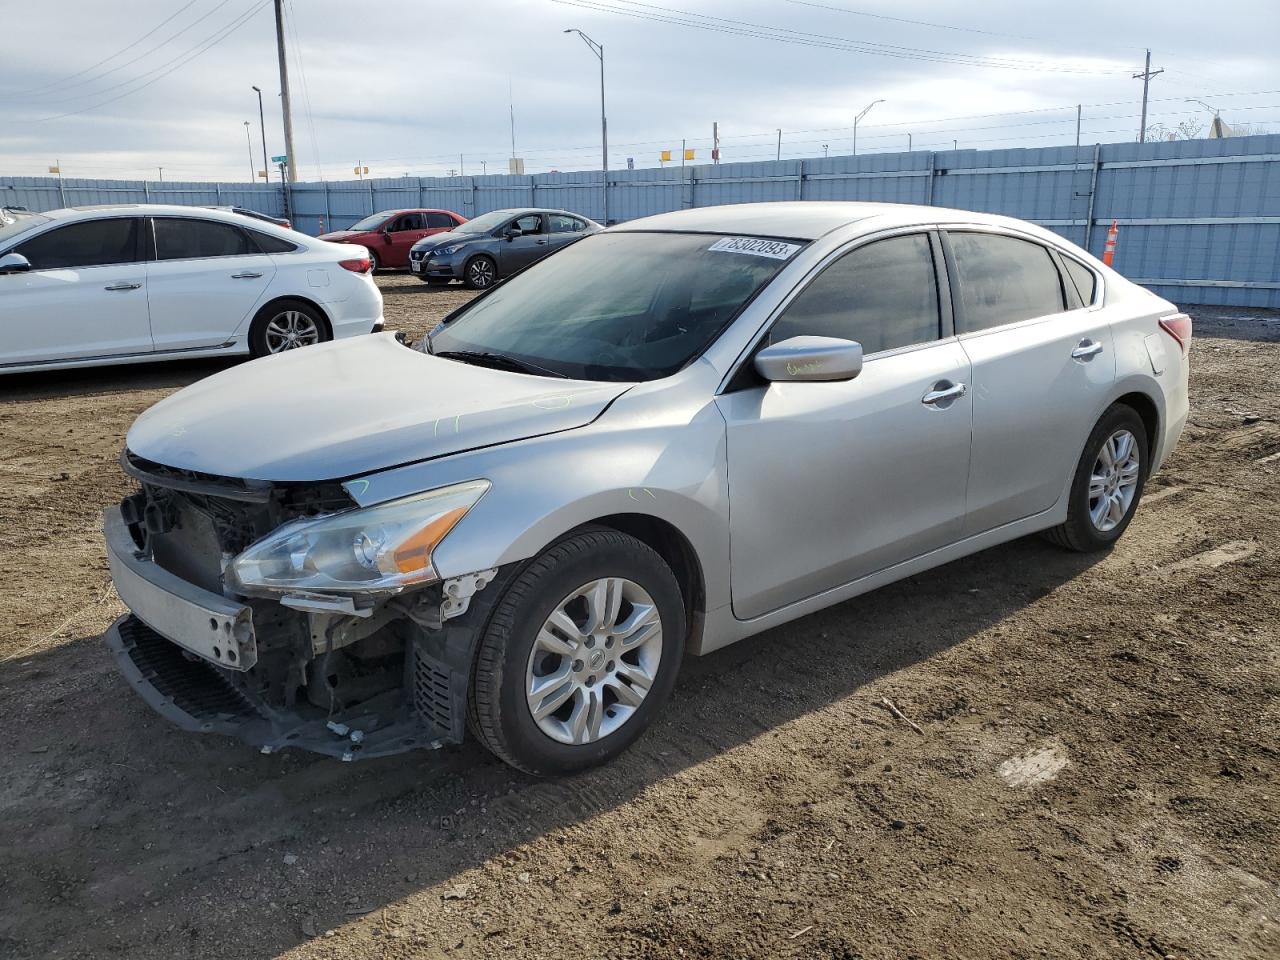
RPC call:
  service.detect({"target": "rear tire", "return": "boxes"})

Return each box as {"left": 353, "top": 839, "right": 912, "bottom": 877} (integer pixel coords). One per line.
{"left": 247, "top": 300, "right": 330, "bottom": 358}
{"left": 463, "top": 255, "right": 497, "bottom": 290}
{"left": 1042, "top": 404, "right": 1148, "bottom": 552}
{"left": 467, "top": 530, "right": 685, "bottom": 776}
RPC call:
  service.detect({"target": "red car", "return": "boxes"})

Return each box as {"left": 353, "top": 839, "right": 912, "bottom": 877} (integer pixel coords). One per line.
{"left": 319, "top": 208, "right": 467, "bottom": 271}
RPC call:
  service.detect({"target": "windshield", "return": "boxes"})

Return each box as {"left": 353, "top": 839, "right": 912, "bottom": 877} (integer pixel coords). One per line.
{"left": 429, "top": 232, "right": 802, "bottom": 382}
{"left": 455, "top": 209, "right": 516, "bottom": 234}
{"left": 0, "top": 211, "right": 48, "bottom": 247}
{"left": 347, "top": 212, "right": 393, "bottom": 232}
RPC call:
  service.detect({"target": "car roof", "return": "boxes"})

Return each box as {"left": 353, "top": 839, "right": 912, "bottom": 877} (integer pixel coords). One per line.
{"left": 31, "top": 204, "right": 301, "bottom": 237}
{"left": 614, "top": 201, "right": 1033, "bottom": 241}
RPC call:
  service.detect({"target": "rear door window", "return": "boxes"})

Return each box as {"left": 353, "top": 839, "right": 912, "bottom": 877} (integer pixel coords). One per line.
{"left": 768, "top": 233, "right": 941, "bottom": 354}
{"left": 154, "top": 219, "right": 257, "bottom": 260}
{"left": 15, "top": 218, "right": 140, "bottom": 269}
{"left": 425, "top": 212, "right": 455, "bottom": 229}
{"left": 549, "top": 214, "right": 588, "bottom": 233}
{"left": 948, "top": 232, "right": 1066, "bottom": 333}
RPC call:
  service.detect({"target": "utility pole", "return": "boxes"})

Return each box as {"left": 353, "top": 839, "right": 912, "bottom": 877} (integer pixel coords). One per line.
{"left": 712, "top": 121, "right": 720, "bottom": 164}
{"left": 157, "top": 166, "right": 164, "bottom": 182}
{"left": 509, "top": 77, "right": 517, "bottom": 164}
{"left": 1134, "top": 49, "right": 1164, "bottom": 144}
{"left": 822, "top": 143, "right": 829, "bottom": 157}
{"left": 252, "top": 86, "right": 269, "bottom": 181}
{"left": 273, "top": 0, "right": 297, "bottom": 181}
{"left": 243, "top": 121, "right": 254, "bottom": 181}
{"left": 1075, "top": 104, "right": 1082, "bottom": 150}
{"left": 564, "top": 29, "right": 608, "bottom": 225}
{"left": 907, "top": 133, "right": 912, "bottom": 152}
{"left": 776, "top": 128, "right": 781, "bottom": 161}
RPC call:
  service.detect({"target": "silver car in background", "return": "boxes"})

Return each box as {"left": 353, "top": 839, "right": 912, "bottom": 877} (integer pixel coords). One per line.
{"left": 104, "top": 201, "right": 1190, "bottom": 775}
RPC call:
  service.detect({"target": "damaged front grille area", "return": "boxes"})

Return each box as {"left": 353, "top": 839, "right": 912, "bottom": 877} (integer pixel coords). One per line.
{"left": 108, "top": 449, "right": 501, "bottom": 760}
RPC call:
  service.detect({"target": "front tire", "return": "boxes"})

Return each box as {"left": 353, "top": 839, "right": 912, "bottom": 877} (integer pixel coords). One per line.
{"left": 367, "top": 250, "right": 381, "bottom": 274}
{"left": 468, "top": 530, "right": 686, "bottom": 776}
{"left": 1043, "top": 403, "right": 1148, "bottom": 552}
{"left": 247, "top": 300, "right": 330, "bottom": 358}
{"left": 463, "top": 255, "right": 497, "bottom": 290}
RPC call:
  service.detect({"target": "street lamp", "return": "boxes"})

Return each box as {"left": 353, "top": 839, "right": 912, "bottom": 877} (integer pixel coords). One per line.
{"left": 251, "top": 85, "right": 269, "bottom": 182}
{"left": 852, "top": 98, "right": 884, "bottom": 156}
{"left": 243, "top": 121, "right": 254, "bottom": 182}
{"left": 564, "top": 28, "right": 608, "bottom": 225}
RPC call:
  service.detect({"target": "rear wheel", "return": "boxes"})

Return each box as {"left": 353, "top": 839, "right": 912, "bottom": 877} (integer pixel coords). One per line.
{"left": 1043, "top": 404, "right": 1148, "bottom": 552}
{"left": 464, "top": 255, "right": 497, "bottom": 290}
{"left": 468, "top": 530, "right": 685, "bottom": 776}
{"left": 247, "top": 300, "right": 330, "bottom": 358}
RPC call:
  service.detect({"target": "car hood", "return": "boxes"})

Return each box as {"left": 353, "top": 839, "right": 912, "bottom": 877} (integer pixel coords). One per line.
{"left": 411, "top": 229, "right": 483, "bottom": 251}
{"left": 126, "top": 334, "right": 632, "bottom": 482}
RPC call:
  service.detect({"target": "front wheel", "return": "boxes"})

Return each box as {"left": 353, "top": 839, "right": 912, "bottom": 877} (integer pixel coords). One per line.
{"left": 368, "top": 250, "right": 381, "bottom": 274}
{"left": 463, "top": 255, "right": 497, "bottom": 290}
{"left": 247, "top": 300, "right": 330, "bottom": 358}
{"left": 1043, "top": 404, "right": 1148, "bottom": 552}
{"left": 468, "top": 530, "right": 686, "bottom": 776}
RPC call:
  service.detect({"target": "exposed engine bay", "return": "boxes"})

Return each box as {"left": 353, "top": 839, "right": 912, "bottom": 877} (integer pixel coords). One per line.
{"left": 104, "top": 451, "right": 505, "bottom": 760}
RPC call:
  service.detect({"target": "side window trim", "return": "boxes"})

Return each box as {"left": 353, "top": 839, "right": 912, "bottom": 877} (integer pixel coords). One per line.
{"left": 927, "top": 229, "right": 955, "bottom": 340}
{"left": 1058, "top": 251, "right": 1103, "bottom": 308}
{"left": 1048, "top": 248, "right": 1083, "bottom": 311}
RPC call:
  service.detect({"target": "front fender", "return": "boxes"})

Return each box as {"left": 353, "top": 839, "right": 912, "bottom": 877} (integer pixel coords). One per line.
{"left": 344, "top": 395, "right": 733, "bottom": 613}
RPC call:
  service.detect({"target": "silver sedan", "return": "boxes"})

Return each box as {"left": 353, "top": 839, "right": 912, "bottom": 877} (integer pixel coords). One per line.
{"left": 105, "top": 201, "right": 1190, "bottom": 775}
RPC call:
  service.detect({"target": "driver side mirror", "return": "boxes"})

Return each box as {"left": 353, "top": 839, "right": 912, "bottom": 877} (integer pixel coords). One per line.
{"left": 754, "top": 336, "right": 864, "bottom": 382}
{"left": 381, "top": 229, "right": 393, "bottom": 243}
{"left": 0, "top": 252, "right": 31, "bottom": 275}
{"left": 503, "top": 227, "right": 522, "bottom": 241}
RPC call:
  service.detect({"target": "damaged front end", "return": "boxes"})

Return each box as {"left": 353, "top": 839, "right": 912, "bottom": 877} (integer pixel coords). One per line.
{"left": 103, "top": 451, "right": 504, "bottom": 760}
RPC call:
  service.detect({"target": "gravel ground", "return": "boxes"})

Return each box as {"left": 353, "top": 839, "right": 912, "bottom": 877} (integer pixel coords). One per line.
{"left": 0, "top": 274, "right": 1276, "bottom": 959}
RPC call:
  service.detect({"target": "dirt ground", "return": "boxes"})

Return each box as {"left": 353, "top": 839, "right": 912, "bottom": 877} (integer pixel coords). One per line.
{"left": 0, "top": 273, "right": 1277, "bottom": 960}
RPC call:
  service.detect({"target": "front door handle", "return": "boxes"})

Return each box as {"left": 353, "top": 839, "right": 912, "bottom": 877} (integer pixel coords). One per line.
{"left": 231, "top": 271, "right": 263, "bottom": 279}
{"left": 922, "top": 381, "right": 967, "bottom": 406}
{"left": 103, "top": 281, "right": 141, "bottom": 291}
{"left": 1071, "top": 339, "right": 1104, "bottom": 361}
{"left": 535, "top": 239, "right": 549, "bottom": 245}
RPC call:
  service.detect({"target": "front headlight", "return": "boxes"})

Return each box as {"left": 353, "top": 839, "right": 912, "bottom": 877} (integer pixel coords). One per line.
{"left": 228, "top": 480, "right": 489, "bottom": 596}
{"left": 436, "top": 243, "right": 464, "bottom": 256}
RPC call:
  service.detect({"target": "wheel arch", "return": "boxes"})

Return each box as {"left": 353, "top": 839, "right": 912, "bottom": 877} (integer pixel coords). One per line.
{"left": 463, "top": 251, "right": 498, "bottom": 280}
{"left": 1112, "top": 390, "right": 1160, "bottom": 459}
{"left": 245, "top": 294, "right": 334, "bottom": 343}
{"left": 567, "top": 513, "right": 707, "bottom": 657}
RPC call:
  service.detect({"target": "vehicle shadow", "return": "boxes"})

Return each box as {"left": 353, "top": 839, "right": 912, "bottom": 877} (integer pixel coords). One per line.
{"left": 0, "top": 356, "right": 241, "bottom": 403}
{"left": 0, "top": 534, "right": 1102, "bottom": 958}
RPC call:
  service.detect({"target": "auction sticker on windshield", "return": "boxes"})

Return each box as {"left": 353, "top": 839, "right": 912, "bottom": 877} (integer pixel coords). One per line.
{"left": 707, "top": 236, "right": 802, "bottom": 259}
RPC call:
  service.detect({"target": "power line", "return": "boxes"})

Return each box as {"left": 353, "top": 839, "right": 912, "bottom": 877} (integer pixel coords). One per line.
{"left": 4, "top": 0, "right": 204, "bottom": 96}
{"left": 27, "top": 1, "right": 271, "bottom": 122}
{"left": 7, "top": 0, "right": 240, "bottom": 103}
{"left": 550, "top": 0, "right": 1129, "bottom": 74}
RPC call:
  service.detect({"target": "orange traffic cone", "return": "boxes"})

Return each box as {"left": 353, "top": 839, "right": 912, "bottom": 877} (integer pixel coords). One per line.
{"left": 1102, "top": 219, "right": 1119, "bottom": 267}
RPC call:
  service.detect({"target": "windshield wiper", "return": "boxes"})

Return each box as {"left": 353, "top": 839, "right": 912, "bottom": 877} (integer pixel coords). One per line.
{"left": 434, "top": 350, "right": 568, "bottom": 379}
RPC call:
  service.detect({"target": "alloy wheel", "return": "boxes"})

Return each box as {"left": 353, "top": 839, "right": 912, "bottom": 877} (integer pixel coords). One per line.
{"left": 468, "top": 259, "right": 495, "bottom": 288}
{"left": 1088, "top": 428, "right": 1141, "bottom": 532}
{"left": 525, "top": 577, "right": 663, "bottom": 745}
{"left": 264, "top": 310, "right": 321, "bottom": 353}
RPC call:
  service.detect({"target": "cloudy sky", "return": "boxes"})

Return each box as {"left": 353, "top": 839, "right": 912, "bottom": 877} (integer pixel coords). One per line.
{"left": 1, "top": 0, "right": 1277, "bottom": 182}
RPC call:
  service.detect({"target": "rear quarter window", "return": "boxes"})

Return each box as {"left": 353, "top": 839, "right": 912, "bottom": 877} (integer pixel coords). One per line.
{"left": 1062, "top": 256, "right": 1099, "bottom": 306}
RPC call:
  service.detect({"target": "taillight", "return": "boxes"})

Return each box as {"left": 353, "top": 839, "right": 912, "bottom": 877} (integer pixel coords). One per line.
{"left": 1158, "top": 313, "right": 1192, "bottom": 355}
{"left": 282, "top": 220, "right": 292, "bottom": 229}
{"left": 339, "top": 257, "right": 372, "bottom": 274}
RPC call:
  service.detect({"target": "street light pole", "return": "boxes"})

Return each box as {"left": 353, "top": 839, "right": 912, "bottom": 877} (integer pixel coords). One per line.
{"left": 243, "top": 121, "right": 255, "bottom": 181}
{"left": 852, "top": 98, "right": 885, "bottom": 156}
{"left": 565, "top": 29, "right": 608, "bottom": 225}
{"left": 252, "top": 85, "right": 268, "bottom": 181}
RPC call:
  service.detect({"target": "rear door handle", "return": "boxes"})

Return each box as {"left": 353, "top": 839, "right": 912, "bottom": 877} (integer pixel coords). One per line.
{"left": 1071, "top": 339, "right": 1104, "bottom": 361}
{"left": 231, "top": 271, "right": 263, "bottom": 279}
{"left": 922, "top": 381, "right": 967, "bottom": 406}
{"left": 103, "top": 281, "right": 141, "bottom": 291}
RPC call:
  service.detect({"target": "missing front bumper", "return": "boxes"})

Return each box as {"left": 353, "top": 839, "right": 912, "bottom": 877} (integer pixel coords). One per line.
{"left": 105, "top": 614, "right": 464, "bottom": 761}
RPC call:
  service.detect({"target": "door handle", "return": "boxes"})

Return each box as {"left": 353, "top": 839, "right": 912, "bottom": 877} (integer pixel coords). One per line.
{"left": 922, "top": 381, "right": 967, "bottom": 406}
{"left": 1071, "top": 339, "right": 1104, "bottom": 361}
{"left": 231, "top": 271, "right": 263, "bottom": 279}
{"left": 103, "top": 281, "right": 141, "bottom": 291}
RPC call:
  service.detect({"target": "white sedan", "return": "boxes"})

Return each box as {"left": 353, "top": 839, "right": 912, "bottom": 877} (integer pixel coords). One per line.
{"left": 0, "top": 204, "right": 384, "bottom": 374}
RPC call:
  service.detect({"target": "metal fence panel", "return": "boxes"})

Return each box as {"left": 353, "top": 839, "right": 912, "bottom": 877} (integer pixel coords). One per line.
{"left": 5, "top": 133, "right": 1280, "bottom": 306}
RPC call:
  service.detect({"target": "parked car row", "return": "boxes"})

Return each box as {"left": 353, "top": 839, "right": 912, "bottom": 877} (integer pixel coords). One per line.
{"left": 93, "top": 200, "right": 1192, "bottom": 778}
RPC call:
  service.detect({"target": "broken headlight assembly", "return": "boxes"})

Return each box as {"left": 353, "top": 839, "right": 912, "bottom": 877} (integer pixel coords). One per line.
{"left": 227, "top": 479, "right": 490, "bottom": 596}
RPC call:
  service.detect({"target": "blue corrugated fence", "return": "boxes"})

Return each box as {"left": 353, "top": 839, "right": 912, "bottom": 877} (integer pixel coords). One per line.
{"left": 4, "top": 134, "right": 1278, "bottom": 307}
